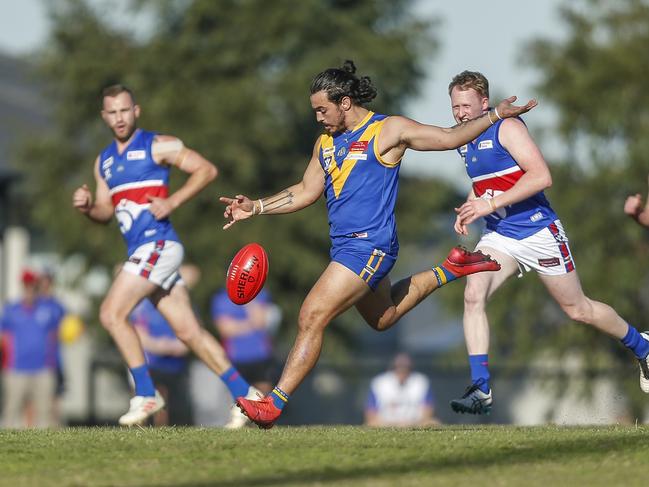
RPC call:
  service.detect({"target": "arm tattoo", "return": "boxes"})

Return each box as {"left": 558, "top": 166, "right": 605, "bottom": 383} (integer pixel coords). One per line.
{"left": 261, "top": 190, "right": 294, "bottom": 213}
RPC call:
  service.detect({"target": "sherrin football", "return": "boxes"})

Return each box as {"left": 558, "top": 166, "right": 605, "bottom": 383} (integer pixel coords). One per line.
{"left": 226, "top": 243, "right": 269, "bottom": 305}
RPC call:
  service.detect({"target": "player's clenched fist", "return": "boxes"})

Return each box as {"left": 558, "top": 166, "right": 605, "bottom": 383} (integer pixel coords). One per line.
{"left": 73, "top": 184, "right": 93, "bottom": 213}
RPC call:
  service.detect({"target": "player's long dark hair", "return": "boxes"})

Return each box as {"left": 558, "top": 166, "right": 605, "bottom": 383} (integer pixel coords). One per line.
{"left": 310, "top": 60, "right": 377, "bottom": 106}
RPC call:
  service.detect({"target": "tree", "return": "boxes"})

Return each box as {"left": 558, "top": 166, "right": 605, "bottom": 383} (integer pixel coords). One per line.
{"left": 18, "top": 0, "right": 454, "bottom": 356}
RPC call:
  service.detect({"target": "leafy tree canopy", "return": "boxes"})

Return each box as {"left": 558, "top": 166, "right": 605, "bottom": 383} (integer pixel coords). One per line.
{"left": 18, "top": 0, "right": 457, "bottom": 354}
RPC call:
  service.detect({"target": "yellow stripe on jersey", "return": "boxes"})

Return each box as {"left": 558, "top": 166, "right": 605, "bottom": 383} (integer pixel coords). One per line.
{"left": 330, "top": 119, "right": 383, "bottom": 198}
{"left": 351, "top": 111, "right": 375, "bottom": 133}
{"left": 372, "top": 119, "right": 402, "bottom": 168}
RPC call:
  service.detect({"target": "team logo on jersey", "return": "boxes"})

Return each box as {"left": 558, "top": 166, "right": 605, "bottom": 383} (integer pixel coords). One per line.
{"left": 127, "top": 150, "right": 146, "bottom": 160}
{"left": 471, "top": 156, "right": 477, "bottom": 163}
{"left": 337, "top": 146, "right": 347, "bottom": 158}
{"left": 350, "top": 141, "right": 368, "bottom": 152}
{"left": 530, "top": 211, "right": 543, "bottom": 222}
{"left": 323, "top": 157, "right": 333, "bottom": 172}
{"left": 478, "top": 140, "right": 493, "bottom": 150}
{"left": 346, "top": 153, "right": 367, "bottom": 160}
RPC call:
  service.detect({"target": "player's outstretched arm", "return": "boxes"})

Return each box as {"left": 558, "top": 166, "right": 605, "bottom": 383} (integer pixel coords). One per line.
{"left": 150, "top": 135, "right": 218, "bottom": 220}
{"left": 220, "top": 140, "right": 325, "bottom": 230}
{"left": 389, "top": 96, "right": 538, "bottom": 153}
{"left": 72, "top": 157, "right": 114, "bottom": 223}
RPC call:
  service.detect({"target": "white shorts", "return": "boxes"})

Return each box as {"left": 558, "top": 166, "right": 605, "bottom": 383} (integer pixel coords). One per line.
{"left": 122, "top": 240, "right": 184, "bottom": 290}
{"left": 476, "top": 220, "right": 576, "bottom": 277}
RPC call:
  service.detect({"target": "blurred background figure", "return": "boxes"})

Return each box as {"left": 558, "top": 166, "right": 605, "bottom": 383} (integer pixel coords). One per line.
{"left": 129, "top": 264, "right": 200, "bottom": 426}
{"left": 624, "top": 176, "right": 649, "bottom": 227}
{"left": 1, "top": 269, "right": 64, "bottom": 428}
{"left": 364, "top": 353, "right": 440, "bottom": 427}
{"left": 37, "top": 270, "right": 67, "bottom": 422}
{"left": 211, "top": 288, "right": 280, "bottom": 395}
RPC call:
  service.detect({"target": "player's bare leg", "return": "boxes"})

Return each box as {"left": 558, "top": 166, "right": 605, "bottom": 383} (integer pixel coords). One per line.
{"left": 278, "top": 263, "right": 368, "bottom": 393}
{"left": 99, "top": 270, "right": 166, "bottom": 425}
{"left": 154, "top": 284, "right": 233, "bottom": 375}
{"left": 450, "top": 247, "right": 518, "bottom": 415}
{"left": 540, "top": 270, "right": 628, "bottom": 338}
{"left": 356, "top": 246, "right": 501, "bottom": 332}
{"left": 539, "top": 269, "right": 649, "bottom": 393}
{"left": 154, "top": 283, "right": 259, "bottom": 428}
{"left": 99, "top": 270, "right": 158, "bottom": 367}
{"left": 237, "top": 262, "right": 369, "bottom": 428}
{"left": 462, "top": 247, "right": 519, "bottom": 355}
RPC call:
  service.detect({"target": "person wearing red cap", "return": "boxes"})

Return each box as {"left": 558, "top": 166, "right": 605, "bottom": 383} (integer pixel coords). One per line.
{"left": 0, "top": 269, "right": 63, "bottom": 428}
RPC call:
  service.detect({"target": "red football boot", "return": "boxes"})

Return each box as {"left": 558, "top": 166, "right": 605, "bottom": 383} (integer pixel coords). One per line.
{"left": 236, "top": 396, "right": 281, "bottom": 429}
{"left": 442, "top": 246, "right": 500, "bottom": 278}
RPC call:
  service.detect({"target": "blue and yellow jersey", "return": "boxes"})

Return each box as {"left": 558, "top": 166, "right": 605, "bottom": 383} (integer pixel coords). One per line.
{"left": 317, "top": 111, "right": 401, "bottom": 254}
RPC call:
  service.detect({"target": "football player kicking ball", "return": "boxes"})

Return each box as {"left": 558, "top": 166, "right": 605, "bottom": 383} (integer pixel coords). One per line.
{"left": 220, "top": 60, "right": 537, "bottom": 428}
{"left": 73, "top": 84, "right": 257, "bottom": 427}
{"left": 448, "top": 70, "right": 649, "bottom": 415}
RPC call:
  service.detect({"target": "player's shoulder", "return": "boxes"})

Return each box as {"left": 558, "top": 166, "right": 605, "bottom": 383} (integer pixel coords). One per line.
{"left": 499, "top": 116, "right": 527, "bottom": 132}
{"left": 381, "top": 114, "right": 410, "bottom": 127}
{"left": 153, "top": 134, "right": 180, "bottom": 143}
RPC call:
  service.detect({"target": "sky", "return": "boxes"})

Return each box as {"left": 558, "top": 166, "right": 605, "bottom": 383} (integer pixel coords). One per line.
{"left": 0, "top": 0, "right": 568, "bottom": 187}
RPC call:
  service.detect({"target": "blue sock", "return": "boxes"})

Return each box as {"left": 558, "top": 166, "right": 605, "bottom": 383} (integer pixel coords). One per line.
{"left": 270, "top": 386, "right": 289, "bottom": 410}
{"left": 431, "top": 265, "right": 457, "bottom": 287}
{"left": 130, "top": 364, "right": 156, "bottom": 397}
{"left": 220, "top": 367, "right": 250, "bottom": 399}
{"left": 621, "top": 325, "right": 649, "bottom": 359}
{"left": 469, "top": 354, "right": 490, "bottom": 393}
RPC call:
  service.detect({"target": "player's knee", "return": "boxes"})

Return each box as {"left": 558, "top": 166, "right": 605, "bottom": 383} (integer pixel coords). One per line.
{"left": 562, "top": 300, "right": 592, "bottom": 324}
{"left": 98, "top": 303, "right": 123, "bottom": 331}
{"left": 464, "top": 284, "right": 487, "bottom": 312}
{"left": 371, "top": 309, "right": 398, "bottom": 332}
{"left": 174, "top": 323, "right": 201, "bottom": 344}
{"left": 297, "top": 306, "right": 328, "bottom": 334}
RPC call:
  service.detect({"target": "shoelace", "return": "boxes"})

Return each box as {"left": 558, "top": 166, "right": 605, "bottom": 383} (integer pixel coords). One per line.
{"left": 462, "top": 379, "right": 487, "bottom": 398}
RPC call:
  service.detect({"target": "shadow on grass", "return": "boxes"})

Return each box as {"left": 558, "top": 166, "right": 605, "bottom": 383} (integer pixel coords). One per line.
{"left": 161, "top": 431, "right": 645, "bottom": 487}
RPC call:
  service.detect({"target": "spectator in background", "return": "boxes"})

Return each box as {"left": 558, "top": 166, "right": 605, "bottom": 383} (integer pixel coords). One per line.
{"left": 212, "top": 288, "right": 279, "bottom": 396}
{"left": 36, "top": 270, "right": 67, "bottom": 426}
{"left": 364, "top": 353, "right": 439, "bottom": 427}
{"left": 129, "top": 264, "right": 199, "bottom": 426}
{"left": 1, "top": 270, "right": 64, "bottom": 428}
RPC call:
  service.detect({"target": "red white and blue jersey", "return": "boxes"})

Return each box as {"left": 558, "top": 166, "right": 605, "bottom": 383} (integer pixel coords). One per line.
{"left": 458, "top": 117, "right": 557, "bottom": 240}
{"left": 99, "top": 129, "right": 180, "bottom": 255}
{"left": 317, "top": 112, "right": 400, "bottom": 254}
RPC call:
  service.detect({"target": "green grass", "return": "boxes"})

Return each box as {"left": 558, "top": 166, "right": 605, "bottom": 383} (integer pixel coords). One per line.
{"left": 0, "top": 425, "right": 647, "bottom": 486}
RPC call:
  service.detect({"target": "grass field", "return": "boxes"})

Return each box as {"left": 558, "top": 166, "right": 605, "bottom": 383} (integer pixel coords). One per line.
{"left": 0, "top": 425, "right": 647, "bottom": 486}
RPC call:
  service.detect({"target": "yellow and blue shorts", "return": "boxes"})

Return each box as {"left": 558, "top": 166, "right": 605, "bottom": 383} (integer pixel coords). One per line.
{"left": 331, "top": 244, "right": 397, "bottom": 291}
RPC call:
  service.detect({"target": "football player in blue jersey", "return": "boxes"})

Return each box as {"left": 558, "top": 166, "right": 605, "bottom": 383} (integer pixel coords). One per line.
{"left": 220, "top": 61, "right": 537, "bottom": 428}
{"left": 448, "top": 70, "right": 649, "bottom": 415}
{"left": 73, "top": 84, "right": 258, "bottom": 427}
